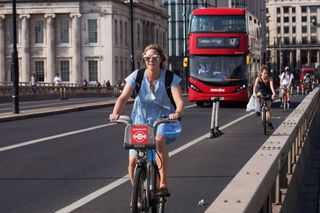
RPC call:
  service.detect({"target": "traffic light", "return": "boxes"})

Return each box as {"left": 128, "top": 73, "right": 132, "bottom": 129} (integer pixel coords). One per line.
{"left": 246, "top": 55, "right": 252, "bottom": 65}
{"left": 183, "top": 57, "right": 188, "bottom": 68}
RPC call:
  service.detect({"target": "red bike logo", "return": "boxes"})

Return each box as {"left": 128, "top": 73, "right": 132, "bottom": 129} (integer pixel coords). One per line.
{"left": 131, "top": 126, "right": 149, "bottom": 144}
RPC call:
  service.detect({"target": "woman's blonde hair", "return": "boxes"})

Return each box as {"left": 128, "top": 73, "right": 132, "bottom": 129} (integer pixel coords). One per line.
{"left": 143, "top": 44, "right": 166, "bottom": 68}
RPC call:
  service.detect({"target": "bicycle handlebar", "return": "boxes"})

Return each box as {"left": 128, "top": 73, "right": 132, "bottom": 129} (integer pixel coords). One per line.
{"left": 109, "top": 115, "right": 132, "bottom": 125}
{"left": 152, "top": 118, "right": 180, "bottom": 136}
{"left": 110, "top": 115, "right": 180, "bottom": 133}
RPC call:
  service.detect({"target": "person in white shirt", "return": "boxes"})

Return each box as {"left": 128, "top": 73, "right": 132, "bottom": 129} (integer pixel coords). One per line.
{"left": 279, "top": 66, "right": 294, "bottom": 107}
{"left": 53, "top": 73, "right": 62, "bottom": 86}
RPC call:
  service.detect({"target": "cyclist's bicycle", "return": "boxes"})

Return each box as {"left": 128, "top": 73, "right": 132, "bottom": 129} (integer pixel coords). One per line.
{"left": 257, "top": 94, "right": 270, "bottom": 135}
{"left": 112, "top": 115, "right": 179, "bottom": 213}
{"left": 281, "top": 84, "right": 289, "bottom": 111}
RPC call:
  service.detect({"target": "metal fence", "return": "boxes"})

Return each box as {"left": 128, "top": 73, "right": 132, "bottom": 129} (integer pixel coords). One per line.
{"left": 0, "top": 81, "right": 118, "bottom": 100}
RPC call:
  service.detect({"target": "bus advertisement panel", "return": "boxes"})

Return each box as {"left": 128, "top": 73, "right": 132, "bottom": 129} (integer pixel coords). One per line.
{"left": 187, "top": 8, "right": 262, "bottom": 106}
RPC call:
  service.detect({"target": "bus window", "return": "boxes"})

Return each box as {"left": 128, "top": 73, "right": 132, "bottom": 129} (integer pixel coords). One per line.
{"left": 190, "top": 15, "right": 246, "bottom": 33}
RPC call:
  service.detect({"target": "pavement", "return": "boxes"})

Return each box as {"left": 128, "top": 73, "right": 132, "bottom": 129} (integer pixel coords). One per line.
{"left": 0, "top": 98, "right": 127, "bottom": 122}
{"left": 0, "top": 92, "right": 190, "bottom": 122}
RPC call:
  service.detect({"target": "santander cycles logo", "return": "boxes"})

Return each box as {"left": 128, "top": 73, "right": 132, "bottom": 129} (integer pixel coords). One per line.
{"left": 131, "top": 126, "right": 149, "bottom": 145}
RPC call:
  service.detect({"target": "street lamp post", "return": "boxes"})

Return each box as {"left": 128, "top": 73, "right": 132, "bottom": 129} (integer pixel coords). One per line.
{"left": 11, "top": 0, "right": 19, "bottom": 113}
{"left": 182, "top": 0, "right": 188, "bottom": 93}
{"left": 129, "top": 0, "right": 135, "bottom": 72}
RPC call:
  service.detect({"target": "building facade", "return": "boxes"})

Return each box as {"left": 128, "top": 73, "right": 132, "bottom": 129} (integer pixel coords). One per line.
{"left": 0, "top": 0, "right": 168, "bottom": 85}
{"left": 163, "top": 0, "right": 266, "bottom": 75}
{"left": 266, "top": 0, "right": 320, "bottom": 75}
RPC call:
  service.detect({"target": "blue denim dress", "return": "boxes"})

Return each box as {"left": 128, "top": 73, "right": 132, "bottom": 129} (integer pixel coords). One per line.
{"left": 125, "top": 69, "right": 182, "bottom": 157}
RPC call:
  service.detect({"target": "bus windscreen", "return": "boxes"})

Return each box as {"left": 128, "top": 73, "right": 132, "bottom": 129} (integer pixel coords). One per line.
{"left": 190, "top": 15, "right": 246, "bottom": 33}
{"left": 189, "top": 55, "right": 246, "bottom": 82}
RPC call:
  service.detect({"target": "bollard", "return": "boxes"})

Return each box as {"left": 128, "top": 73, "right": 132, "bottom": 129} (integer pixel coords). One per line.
{"left": 301, "top": 86, "right": 304, "bottom": 95}
{"left": 63, "top": 87, "right": 68, "bottom": 100}
{"left": 59, "top": 87, "right": 68, "bottom": 100}
{"left": 296, "top": 85, "right": 299, "bottom": 95}
{"left": 208, "top": 97, "right": 223, "bottom": 138}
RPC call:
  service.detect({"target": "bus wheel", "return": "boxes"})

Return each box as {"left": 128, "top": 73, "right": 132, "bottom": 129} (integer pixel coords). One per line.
{"left": 196, "top": 101, "right": 204, "bottom": 107}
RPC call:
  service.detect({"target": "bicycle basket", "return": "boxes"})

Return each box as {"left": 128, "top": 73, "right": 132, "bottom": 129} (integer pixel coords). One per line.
{"left": 124, "top": 124, "right": 155, "bottom": 149}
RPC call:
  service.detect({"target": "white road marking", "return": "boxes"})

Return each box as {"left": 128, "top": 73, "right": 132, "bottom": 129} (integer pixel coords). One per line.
{"left": 0, "top": 99, "right": 106, "bottom": 112}
{"left": 185, "top": 104, "right": 196, "bottom": 109}
{"left": 0, "top": 106, "right": 197, "bottom": 153}
{"left": 55, "top": 111, "right": 255, "bottom": 213}
{"left": 0, "top": 123, "right": 115, "bottom": 153}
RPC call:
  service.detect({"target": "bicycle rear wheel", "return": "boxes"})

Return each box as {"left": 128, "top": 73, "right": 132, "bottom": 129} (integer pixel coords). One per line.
{"left": 131, "top": 166, "right": 146, "bottom": 213}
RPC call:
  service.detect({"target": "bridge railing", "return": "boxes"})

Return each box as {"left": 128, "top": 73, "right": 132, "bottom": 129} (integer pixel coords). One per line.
{"left": 0, "top": 81, "right": 117, "bottom": 99}
{"left": 205, "top": 87, "right": 320, "bottom": 213}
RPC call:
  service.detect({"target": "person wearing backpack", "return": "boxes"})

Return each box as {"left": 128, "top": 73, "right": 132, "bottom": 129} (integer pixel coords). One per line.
{"left": 109, "top": 44, "right": 185, "bottom": 197}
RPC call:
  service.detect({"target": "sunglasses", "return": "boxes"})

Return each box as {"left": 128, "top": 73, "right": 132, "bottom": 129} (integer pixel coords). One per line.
{"left": 143, "top": 55, "right": 161, "bottom": 62}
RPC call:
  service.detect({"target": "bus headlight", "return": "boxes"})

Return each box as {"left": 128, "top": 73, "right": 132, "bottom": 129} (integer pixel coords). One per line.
{"left": 189, "top": 83, "right": 202, "bottom": 92}
{"left": 234, "top": 84, "right": 246, "bottom": 93}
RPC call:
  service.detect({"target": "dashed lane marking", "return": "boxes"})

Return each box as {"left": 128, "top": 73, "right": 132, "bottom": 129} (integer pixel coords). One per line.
{"left": 0, "top": 124, "right": 115, "bottom": 153}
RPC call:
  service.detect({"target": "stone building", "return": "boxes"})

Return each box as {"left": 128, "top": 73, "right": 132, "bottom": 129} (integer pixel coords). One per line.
{"left": 266, "top": 0, "right": 320, "bottom": 74}
{"left": 0, "top": 0, "right": 168, "bottom": 85}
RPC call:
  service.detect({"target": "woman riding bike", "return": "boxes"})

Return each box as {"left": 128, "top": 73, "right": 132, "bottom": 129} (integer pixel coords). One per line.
{"left": 253, "top": 65, "right": 276, "bottom": 130}
{"left": 109, "top": 44, "right": 185, "bottom": 197}
{"left": 279, "top": 66, "right": 294, "bottom": 108}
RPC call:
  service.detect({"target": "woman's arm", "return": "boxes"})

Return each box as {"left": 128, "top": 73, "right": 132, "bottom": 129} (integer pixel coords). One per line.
{"left": 253, "top": 77, "right": 259, "bottom": 96}
{"left": 170, "top": 84, "right": 185, "bottom": 120}
{"left": 269, "top": 77, "right": 276, "bottom": 99}
{"left": 109, "top": 83, "right": 134, "bottom": 121}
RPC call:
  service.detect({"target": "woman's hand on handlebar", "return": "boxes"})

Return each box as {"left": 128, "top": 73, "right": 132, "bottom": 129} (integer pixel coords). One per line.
{"left": 272, "top": 94, "right": 276, "bottom": 100}
{"left": 168, "top": 112, "right": 181, "bottom": 120}
{"left": 109, "top": 113, "right": 120, "bottom": 122}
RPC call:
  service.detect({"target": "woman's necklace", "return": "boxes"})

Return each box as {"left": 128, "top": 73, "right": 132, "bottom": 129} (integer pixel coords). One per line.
{"left": 150, "top": 81, "right": 155, "bottom": 93}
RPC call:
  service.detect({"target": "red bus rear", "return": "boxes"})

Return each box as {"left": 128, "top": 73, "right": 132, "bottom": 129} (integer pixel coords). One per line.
{"left": 187, "top": 8, "right": 262, "bottom": 106}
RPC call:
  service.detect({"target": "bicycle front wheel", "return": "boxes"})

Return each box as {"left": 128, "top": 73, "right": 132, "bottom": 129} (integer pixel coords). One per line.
{"left": 131, "top": 166, "right": 146, "bottom": 213}
{"left": 262, "top": 106, "right": 267, "bottom": 135}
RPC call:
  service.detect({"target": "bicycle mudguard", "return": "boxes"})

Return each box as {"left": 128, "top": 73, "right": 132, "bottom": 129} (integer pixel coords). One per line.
{"left": 124, "top": 124, "right": 156, "bottom": 149}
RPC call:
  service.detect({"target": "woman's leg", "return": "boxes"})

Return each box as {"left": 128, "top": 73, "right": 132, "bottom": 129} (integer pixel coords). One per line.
{"left": 155, "top": 135, "right": 168, "bottom": 188}
{"left": 266, "top": 101, "right": 272, "bottom": 122}
{"left": 128, "top": 154, "right": 136, "bottom": 185}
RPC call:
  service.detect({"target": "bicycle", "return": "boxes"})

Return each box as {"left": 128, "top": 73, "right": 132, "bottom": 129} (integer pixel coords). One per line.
{"left": 257, "top": 94, "right": 270, "bottom": 135}
{"left": 112, "top": 115, "right": 179, "bottom": 213}
{"left": 281, "top": 84, "right": 289, "bottom": 111}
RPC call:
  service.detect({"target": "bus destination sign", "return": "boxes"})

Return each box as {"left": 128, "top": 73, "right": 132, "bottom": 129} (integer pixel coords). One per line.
{"left": 197, "top": 37, "right": 239, "bottom": 48}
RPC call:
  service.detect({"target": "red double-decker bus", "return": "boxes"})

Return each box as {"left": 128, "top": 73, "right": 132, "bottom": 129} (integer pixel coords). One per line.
{"left": 187, "top": 8, "right": 262, "bottom": 106}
